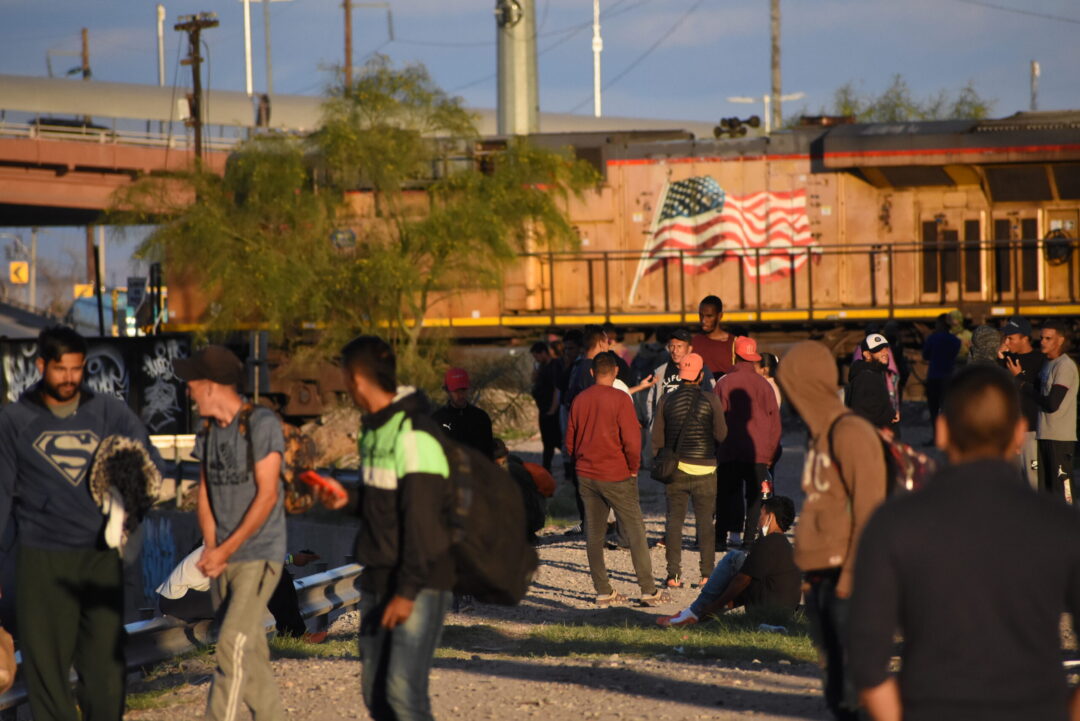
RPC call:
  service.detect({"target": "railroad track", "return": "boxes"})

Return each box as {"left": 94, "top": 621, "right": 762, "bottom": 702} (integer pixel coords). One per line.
{"left": 0, "top": 563, "right": 362, "bottom": 712}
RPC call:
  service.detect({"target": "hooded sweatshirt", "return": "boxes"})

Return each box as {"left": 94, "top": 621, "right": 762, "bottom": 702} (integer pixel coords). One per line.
{"left": 355, "top": 387, "right": 455, "bottom": 600}
{"left": 778, "top": 342, "right": 887, "bottom": 595}
{"left": 845, "top": 359, "right": 893, "bottom": 428}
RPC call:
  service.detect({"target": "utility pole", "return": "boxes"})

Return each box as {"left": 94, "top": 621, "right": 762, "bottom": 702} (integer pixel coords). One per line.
{"left": 156, "top": 5, "right": 166, "bottom": 86}
{"left": 81, "top": 28, "right": 91, "bottom": 79}
{"left": 770, "top": 0, "right": 781, "bottom": 132}
{"left": 243, "top": 0, "right": 254, "bottom": 95}
{"left": 262, "top": 0, "right": 273, "bottom": 95}
{"left": 1031, "top": 60, "right": 1040, "bottom": 112}
{"left": 343, "top": 0, "right": 352, "bottom": 93}
{"left": 175, "top": 13, "right": 219, "bottom": 164}
{"left": 592, "top": 0, "right": 602, "bottom": 118}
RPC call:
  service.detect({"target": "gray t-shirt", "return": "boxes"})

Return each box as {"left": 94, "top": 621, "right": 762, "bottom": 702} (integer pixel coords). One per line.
{"left": 1038, "top": 354, "right": 1079, "bottom": 441}
{"left": 193, "top": 406, "right": 286, "bottom": 563}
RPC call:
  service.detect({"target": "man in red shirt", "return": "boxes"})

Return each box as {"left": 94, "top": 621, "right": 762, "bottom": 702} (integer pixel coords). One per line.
{"left": 566, "top": 353, "right": 667, "bottom": 607}
{"left": 714, "top": 336, "right": 781, "bottom": 550}
{"left": 693, "top": 295, "right": 737, "bottom": 378}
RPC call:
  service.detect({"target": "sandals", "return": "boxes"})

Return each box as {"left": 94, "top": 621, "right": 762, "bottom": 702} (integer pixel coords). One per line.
{"left": 595, "top": 590, "right": 628, "bottom": 606}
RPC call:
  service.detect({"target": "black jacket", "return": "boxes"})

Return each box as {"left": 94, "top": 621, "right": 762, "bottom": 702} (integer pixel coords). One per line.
{"left": 650, "top": 384, "right": 727, "bottom": 465}
{"left": 850, "top": 459, "right": 1080, "bottom": 721}
{"left": 846, "top": 360, "right": 893, "bottom": 428}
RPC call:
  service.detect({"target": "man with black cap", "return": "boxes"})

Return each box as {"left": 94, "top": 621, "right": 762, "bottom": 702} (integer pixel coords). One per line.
{"left": 999, "top": 315, "right": 1044, "bottom": 490}
{"left": 643, "top": 328, "right": 715, "bottom": 431}
{"left": 0, "top": 325, "right": 162, "bottom": 721}
{"left": 174, "top": 345, "right": 288, "bottom": 721}
{"left": 432, "top": 367, "right": 494, "bottom": 459}
{"left": 846, "top": 333, "right": 897, "bottom": 431}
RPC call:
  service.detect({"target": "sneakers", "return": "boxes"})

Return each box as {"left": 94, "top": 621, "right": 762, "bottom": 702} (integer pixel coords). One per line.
{"left": 691, "top": 577, "right": 708, "bottom": 589}
{"left": 595, "top": 590, "right": 628, "bottom": 606}
{"left": 656, "top": 608, "right": 699, "bottom": 627}
{"left": 664, "top": 575, "right": 683, "bottom": 588}
{"left": 638, "top": 589, "right": 670, "bottom": 607}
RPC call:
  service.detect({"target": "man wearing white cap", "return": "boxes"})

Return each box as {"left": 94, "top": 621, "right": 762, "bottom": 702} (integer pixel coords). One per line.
{"left": 846, "top": 333, "right": 897, "bottom": 431}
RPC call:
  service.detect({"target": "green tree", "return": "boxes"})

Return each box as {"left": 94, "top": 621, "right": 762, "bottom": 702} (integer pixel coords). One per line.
{"left": 113, "top": 57, "right": 599, "bottom": 383}
{"left": 828, "top": 75, "right": 994, "bottom": 122}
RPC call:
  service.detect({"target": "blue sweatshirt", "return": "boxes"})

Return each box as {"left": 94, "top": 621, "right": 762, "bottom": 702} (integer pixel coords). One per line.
{"left": 0, "top": 385, "right": 163, "bottom": 550}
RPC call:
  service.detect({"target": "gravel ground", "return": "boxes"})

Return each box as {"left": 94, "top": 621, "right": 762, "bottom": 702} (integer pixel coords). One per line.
{"left": 125, "top": 424, "right": 833, "bottom": 721}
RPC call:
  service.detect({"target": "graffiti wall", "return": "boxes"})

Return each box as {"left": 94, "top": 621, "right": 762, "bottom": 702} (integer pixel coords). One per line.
{"left": 0, "top": 334, "right": 192, "bottom": 435}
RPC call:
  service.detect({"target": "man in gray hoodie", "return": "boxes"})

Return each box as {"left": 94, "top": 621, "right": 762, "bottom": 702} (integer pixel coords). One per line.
{"left": 778, "top": 341, "right": 887, "bottom": 721}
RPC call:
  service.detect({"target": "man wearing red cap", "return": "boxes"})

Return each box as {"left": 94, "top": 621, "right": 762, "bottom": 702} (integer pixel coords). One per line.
{"left": 650, "top": 353, "right": 727, "bottom": 588}
{"left": 714, "top": 336, "right": 781, "bottom": 550}
{"left": 432, "top": 367, "right": 494, "bottom": 459}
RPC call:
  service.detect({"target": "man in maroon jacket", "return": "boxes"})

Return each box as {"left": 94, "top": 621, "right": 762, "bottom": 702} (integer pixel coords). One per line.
{"left": 714, "top": 336, "right": 781, "bottom": 550}
{"left": 566, "top": 353, "right": 667, "bottom": 607}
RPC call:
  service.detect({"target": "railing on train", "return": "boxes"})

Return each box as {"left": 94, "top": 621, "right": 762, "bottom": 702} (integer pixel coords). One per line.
{"left": 523, "top": 239, "right": 1079, "bottom": 321}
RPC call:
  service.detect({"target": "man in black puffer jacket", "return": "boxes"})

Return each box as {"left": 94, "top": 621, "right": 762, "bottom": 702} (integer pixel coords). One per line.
{"left": 846, "top": 333, "right": 896, "bottom": 431}
{"left": 651, "top": 353, "right": 727, "bottom": 588}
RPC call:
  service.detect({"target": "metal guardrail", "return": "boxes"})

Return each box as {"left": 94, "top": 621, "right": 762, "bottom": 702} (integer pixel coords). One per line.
{"left": 0, "top": 120, "right": 240, "bottom": 152}
{"left": 0, "top": 563, "right": 362, "bottom": 711}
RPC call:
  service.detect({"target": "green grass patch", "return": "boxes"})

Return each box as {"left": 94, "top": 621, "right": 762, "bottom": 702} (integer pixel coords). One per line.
{"left": 437, "top": 613, "right": 815, "bottom": 665}
{"left": 126, "top": 686, "right": 175, "bottom": 711}
{"left": 269, "top": 634, "right": 358, "bottom": 660}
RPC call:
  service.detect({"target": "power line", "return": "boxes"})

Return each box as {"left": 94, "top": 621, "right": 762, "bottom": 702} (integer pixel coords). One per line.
{"left": 567, "top": 0, "right": 705, "bottom": 113}
{"left": 949, "top": 0, "right": 1080, "bottom": 24}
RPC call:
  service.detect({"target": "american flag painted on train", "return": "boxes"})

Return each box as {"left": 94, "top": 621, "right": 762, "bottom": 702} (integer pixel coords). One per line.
{"left": 633, "top": 176, "right": 819, "bottom": 282}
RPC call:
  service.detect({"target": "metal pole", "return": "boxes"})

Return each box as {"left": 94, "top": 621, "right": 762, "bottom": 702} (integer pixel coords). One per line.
{"left": 754, "top": 248, "right": 762, "bottom": 319}
{"left": 603, "top": 252, "right": 611, "bottom": 319}
{"left": 94, "top": 241, "right": 105, "bottom": 337}
{"left": 29, "top": 226, "right": 37, "bottom": 308}
{"left": 1030, "top": 60, "right": 1039, "bottom": 112}
{"left": 592, "top": 0, "right": 602, "bottom": 118}
{"left": 587, "top": 258, "right": 595, "bottom": 314}
{"left": 243, "top": 0, "right": 253, "bottom": 95}
{"left": 770, "top": 0, "right": 781, "bottom": 132}
{"left": 263, "top": 0, "right": 273, "bottom": 95}
{"left": 344, "top": 0, "right": 352, "bottom": 93}
{"left": 678, "top": 249, "right": 686, "bottom": 321}
{"left": 156, "top": 5, "right": 166, "bottom": 86}
{"left": 763, "top": 94, "right": 771, "bottom": 135}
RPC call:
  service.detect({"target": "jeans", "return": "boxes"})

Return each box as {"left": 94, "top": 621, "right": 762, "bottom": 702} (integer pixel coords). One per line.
{"left": 664, "top": 469, "right": 717, "bottom": 579}
{"left": 805, "top": 569, "right": 863, "bottom": 721}
{"left": 717, "top": 461, "right": 768, "bottom": 543}
{"left": 359, "top": 588, "right": 453, "bottom": 721}
{"left": 578, "top": 475, "right": 657, "bottom": 596}
{"left": 208, "top": 560, "right": 286, "bottom": 721}
{"left": 689, "top": 549, "right": 746, "bottom": 618}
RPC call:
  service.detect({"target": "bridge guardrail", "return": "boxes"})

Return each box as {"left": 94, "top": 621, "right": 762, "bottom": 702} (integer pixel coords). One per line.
{"left": 0, "top": 563, "right": 362, "bottom": 711}
{"left": 0, "top": 121, "right": 240, "bottom": 152}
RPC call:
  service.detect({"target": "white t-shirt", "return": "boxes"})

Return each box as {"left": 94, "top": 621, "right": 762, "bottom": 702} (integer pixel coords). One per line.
{"left": 156, "top": 546, "right": 211, "bottom": 599}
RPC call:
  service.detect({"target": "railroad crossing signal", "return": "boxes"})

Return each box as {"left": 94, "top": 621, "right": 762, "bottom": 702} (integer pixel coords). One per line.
{"left": 9, "top": 262, "right": 27, "bottom": 284}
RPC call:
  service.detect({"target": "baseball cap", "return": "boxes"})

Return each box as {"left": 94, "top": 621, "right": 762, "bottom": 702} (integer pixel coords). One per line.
{"left": 444, "top": 367, "right": 470, "bottom": 391}
{"left": 1001, "top": 315, "right": 1032, "bottom": 338}
{"left": 678, "top": 353, "right": 704, "bottom": 381}
{"left": 670, "top": 328, "right": 693, "bottom": 344}
{"left": 863, "top": 333, "right": 889, "bottom": 352}
{"left": 734, "top": 336, "right": 762, "bottom": 362}
{"left": 172, "top": 345, "right": 244, "bottom": 386}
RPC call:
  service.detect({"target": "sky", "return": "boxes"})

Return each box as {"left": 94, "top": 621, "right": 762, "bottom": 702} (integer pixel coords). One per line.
{"left": 1, "top": 0, "right": 1079, "bottom": 300}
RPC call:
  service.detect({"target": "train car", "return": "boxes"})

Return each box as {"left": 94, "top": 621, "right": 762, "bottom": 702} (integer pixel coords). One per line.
{"left": 416, "top": 111, "right": 1080, "bottom": 330}
{"left": 164, "top": 110, "right": 1080, "bottom": 332}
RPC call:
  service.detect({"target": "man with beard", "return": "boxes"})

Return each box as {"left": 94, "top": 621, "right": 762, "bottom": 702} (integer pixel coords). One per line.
{"left": 0, "top": 325, "right": 161, "bottom": 721}
{"left": 693, "top": 295, "right": 737, "bottom": 378}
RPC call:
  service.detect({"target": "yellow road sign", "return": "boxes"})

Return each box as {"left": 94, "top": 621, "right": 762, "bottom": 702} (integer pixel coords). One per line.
{"left": 9, "top": 262, "right": 27, "bottom": 285}
{"left": 74, "top": 283, "right": 95, "bottom": 298}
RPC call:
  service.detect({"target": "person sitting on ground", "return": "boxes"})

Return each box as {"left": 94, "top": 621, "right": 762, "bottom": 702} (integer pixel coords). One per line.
{"left": 492, "top": 438, "right": 546, "bottom": 545}
{"left": 433, "top": 367, "right": 494, "bottom": 459}
{"left": 657, "top": 495, "right": 801, "bottom": 627}
{"left": 846, "top": 333, "right": 896, "bottom": 431}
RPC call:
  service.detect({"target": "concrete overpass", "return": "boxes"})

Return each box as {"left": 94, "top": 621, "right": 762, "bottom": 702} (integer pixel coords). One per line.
{"left": 0, "top": 73, "right": 717, "bottom": 226}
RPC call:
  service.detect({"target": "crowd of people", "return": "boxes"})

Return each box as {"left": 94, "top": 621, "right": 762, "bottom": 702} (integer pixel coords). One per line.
{"left": 1, "top": 303, "right": 1080, "bottom": 721}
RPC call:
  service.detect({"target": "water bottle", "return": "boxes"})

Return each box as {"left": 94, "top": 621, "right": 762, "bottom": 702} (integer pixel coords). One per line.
{"left": 761, "top": 470, "right": 773, "bottom": 500}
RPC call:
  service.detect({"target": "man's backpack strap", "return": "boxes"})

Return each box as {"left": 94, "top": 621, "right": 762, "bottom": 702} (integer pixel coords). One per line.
{"left": 825, "top": 412, "right": 857, "bottom": 497}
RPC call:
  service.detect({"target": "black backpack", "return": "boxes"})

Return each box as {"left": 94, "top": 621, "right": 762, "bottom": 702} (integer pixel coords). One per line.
{"left": 441, "top": 441, "right": 540, "bottom": 605}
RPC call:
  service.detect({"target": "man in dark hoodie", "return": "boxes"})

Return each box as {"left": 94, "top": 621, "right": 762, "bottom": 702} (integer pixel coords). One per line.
{"left": 846, "top": 333, "right": 897, "bottom": 431}
{"left": 332, "top": 336, "right": 455, "bottom": 721}
{"left": 0, "top": 325, "right": 162, "bottom": 721}
{"left": 432, "top": 367, "right": 494, "bottom": 459}
{"left": 778, "top": 341, "right": 887, "bottom": 721}
{"left": 850, "top": 364, "right": 1080, "bottom": 721}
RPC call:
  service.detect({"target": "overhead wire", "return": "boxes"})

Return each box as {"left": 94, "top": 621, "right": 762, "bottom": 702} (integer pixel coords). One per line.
{"left": 948, "top": 0, "right": 1080, "bottom": 24}
{"left": 566, "top": 0, "right": 705, "bottom": 113}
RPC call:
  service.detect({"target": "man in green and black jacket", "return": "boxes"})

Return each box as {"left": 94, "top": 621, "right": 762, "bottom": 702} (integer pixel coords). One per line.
{"left": 329, "top": 335, "right": 454, "bottom": 721}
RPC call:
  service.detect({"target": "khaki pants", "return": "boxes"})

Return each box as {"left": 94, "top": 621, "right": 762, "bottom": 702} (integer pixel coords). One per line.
{"left": 207, "top": 561, "right": 285, "bottom": 721}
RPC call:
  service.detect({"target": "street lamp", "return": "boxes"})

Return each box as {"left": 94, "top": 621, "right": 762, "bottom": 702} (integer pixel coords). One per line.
{"left": 727, "top": 91, "right": 805, "bottom": 134}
